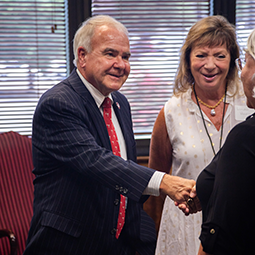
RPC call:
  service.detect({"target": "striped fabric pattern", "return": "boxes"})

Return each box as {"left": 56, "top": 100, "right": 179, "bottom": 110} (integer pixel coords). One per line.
{"left": 23, "top": 70, "right": 156, "bottom": 254}
{"left": 0, "top": 131, "right": 34, "bottom": 255}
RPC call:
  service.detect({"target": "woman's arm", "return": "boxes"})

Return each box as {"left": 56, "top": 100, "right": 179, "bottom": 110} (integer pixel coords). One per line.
{"left": 149, "top": 107, "right": 172, "bottom": 173}
{"left": 143, "top": 107, "right": 173, "bottom": 233}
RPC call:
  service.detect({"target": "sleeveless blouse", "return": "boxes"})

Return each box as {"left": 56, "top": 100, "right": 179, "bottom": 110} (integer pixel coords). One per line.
{"left": 155, "top": 86, "right": 249, "bottom": 255}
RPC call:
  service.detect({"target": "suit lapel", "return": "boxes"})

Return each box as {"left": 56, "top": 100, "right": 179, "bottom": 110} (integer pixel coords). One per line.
{"left": 66, "top": 69, "right": 112, "bottom": 150}
{"left": 66, "top": 70, "right": 134, "bottom": 156}
{"left": 112, "top": 93, "right": 134, "bottom": 160}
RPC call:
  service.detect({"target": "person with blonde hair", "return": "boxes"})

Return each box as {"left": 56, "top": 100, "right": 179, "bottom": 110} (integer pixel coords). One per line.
{"left": 179, "top": 27, "right": 255, "bottom": 255}
{"left": 148, "top": 15, "right": 252, "bottom": 255}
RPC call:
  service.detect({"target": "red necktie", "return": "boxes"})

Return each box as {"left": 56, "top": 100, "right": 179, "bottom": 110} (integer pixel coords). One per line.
{"left": 102, "top": 97, "right": 125, "bottom": 239}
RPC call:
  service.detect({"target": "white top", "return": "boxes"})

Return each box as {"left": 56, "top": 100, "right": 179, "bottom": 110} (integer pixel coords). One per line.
{"left": 155, "top": 86, "right": 252, "bottom": 255}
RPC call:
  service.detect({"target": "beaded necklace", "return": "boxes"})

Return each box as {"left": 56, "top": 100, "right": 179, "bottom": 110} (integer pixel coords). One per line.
{"left": 195, "top": 92, "right": 226, "bottom": 116}
{"left": 193, "top": 85, "right": 227, "bottom": 155}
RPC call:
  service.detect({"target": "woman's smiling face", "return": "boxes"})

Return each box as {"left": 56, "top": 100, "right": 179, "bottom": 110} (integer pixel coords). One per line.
{"left": 190, "top": 43, "right": 231, "bottom": 92}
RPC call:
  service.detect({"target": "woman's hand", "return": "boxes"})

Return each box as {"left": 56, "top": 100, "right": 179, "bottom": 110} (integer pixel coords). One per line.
{"left": 174, "top": 185, "right": 202, "bottom": 215}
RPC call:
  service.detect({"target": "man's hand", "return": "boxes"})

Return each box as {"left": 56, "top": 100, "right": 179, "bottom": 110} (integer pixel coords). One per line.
{"left": 175, "top": 185, "right": 202, "bottom": 215}
{"left": 159, "top": 174, "right": 196, "bottom": 204}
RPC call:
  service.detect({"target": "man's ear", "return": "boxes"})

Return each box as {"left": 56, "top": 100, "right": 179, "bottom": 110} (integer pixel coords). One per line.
{"left": 78, "top": 47, "right": 87, "bottom": 67}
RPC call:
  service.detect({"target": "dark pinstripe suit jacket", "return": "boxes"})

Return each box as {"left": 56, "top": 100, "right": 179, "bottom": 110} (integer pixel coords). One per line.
{"left": 24, "top": 69, "right": 157, "bottom": 255}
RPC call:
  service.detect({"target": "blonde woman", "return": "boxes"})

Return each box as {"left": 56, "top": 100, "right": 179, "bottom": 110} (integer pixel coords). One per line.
{"left": 149, "top": 15, "right": 252, "bottom": 255}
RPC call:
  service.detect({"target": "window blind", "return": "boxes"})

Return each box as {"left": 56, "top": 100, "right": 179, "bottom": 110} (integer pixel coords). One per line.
{"left": 236, "top": 0, "right": 255, "bottom": 55}
{"left": 92, "top": 0, "right": 210, "bottom": 137}
{"left": 0, "top": 0, "right": 68, "bottom": 136}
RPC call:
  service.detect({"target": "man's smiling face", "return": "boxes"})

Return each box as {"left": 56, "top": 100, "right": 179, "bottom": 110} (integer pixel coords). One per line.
{"left": 79, "top": 25, "right": 131, "bottom": 96}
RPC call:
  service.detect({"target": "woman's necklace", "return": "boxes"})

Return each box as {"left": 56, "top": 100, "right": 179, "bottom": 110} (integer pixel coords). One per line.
{"left": 192, "top": 89, "right": 226, "bottom": 116}
{"left": 193, "top": 85, "right": 227, "bottom": 155}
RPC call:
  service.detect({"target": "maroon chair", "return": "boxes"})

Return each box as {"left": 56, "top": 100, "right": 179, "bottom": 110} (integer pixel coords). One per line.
{"left": 0, "top": 131, "right": 34, "bottom": 255}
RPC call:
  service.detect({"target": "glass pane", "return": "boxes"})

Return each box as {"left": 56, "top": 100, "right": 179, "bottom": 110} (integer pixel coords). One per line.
{"left": 236, "top": 0, "right": 255, "bottom": 55}
{"left": 0, "top": 0, "right": 68, "bottom": 135}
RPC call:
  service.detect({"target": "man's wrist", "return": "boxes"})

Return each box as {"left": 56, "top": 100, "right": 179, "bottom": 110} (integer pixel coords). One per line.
{"left": 143, "top": 171, "right": 165, "bottom": 196}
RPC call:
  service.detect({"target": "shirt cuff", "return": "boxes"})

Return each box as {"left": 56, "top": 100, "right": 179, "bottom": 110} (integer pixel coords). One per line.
{"left": 143, "top": 171, "right": 165, "bottom": 196}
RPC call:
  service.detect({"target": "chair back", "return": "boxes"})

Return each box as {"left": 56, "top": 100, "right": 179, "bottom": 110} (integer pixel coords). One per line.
{"left": 0, "top": 131, "right": 34, "bottom": 255}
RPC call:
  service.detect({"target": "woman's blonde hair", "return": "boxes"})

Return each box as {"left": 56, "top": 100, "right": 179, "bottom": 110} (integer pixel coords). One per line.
{"left": 174, "top": 15, "right": 240, "bottom": 96}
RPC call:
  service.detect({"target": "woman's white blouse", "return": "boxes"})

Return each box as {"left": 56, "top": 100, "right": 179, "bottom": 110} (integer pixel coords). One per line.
{"left": 155, "top": 86, "right": 251, "bottom": 255}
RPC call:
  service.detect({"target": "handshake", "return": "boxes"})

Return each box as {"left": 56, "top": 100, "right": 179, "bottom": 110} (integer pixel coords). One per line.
{"left": 159, "top": 174, "right": 201, "bottom": 215}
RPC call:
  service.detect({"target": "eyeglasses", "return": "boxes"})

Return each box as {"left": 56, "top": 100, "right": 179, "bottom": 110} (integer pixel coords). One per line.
{"left": 235, "top": 57, "right": 246, "bottom": 72}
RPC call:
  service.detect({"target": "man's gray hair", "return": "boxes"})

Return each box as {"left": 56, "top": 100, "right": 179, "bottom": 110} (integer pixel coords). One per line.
{"left": 73, "top": 15, "right": 129, "bottom": 67}
{"left": 247, "top": 29, "right": 255, "bottom": 98}
{"left": 246, "top": 28, "right": 255, "bottom": 60}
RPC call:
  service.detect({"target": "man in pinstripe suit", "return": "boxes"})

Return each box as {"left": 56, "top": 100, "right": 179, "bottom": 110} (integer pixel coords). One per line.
{"left": 23, "top": 15, "right": 195, "bottom": 255}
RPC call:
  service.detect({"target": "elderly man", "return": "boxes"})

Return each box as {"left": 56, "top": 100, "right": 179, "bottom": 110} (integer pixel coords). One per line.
{"left": 24, "top": 15, "right": 195, "bottom": 255}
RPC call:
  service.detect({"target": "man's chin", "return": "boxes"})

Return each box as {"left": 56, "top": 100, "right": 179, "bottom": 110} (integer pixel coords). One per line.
{"left": 101, "top": 83, "right": 124, "bottom": 95}
{"left": 109, "top": 81, "right": 125, "bottom": 90}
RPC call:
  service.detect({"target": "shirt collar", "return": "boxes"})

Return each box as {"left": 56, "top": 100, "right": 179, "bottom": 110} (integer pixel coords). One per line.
{"left": 76, "top": 69, "right": 113, "bottom": 108}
